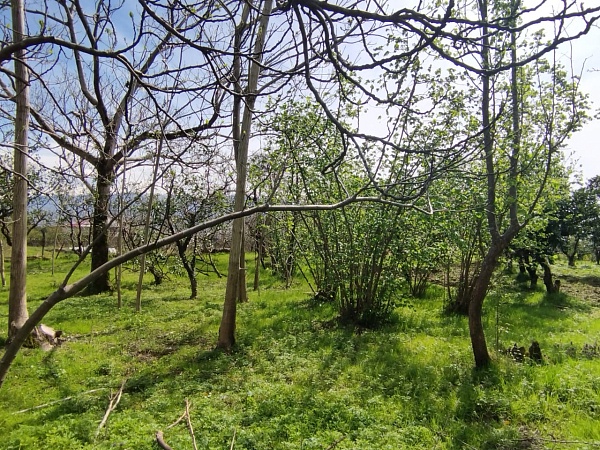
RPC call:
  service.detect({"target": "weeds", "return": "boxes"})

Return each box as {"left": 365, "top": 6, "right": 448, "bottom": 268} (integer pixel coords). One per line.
{"left": 0, "top": 254, "right": 599, "bottom": 448}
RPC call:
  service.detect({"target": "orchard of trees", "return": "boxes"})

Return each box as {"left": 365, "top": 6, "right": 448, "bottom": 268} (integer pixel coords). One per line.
{"left": 1, "top": 0, "right": 600, "bottom": 387}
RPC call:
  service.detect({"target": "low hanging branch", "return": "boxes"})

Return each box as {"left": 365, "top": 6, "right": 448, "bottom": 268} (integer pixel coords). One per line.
{"left": 0, "top": 195, "right": 431, "bottom": 389}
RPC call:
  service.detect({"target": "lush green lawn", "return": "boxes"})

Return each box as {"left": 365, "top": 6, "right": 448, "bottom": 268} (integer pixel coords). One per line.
{"left": 0, "top": 252, "right": 599, "bottom": 449}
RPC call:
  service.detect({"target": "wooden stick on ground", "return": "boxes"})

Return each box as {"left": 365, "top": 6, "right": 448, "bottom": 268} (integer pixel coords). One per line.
{"left": 230, "top": 428, "right": 237, "bottom": 450}
{"left": 185, "top": 398, "right": 198, "bottom": 450}
{"left": 166, "top": 410, "right": 187, "bottom": 430}
{"left": 156, "top": 430, "right": 175, "bottom": 450}
{"left": 14, "top": 388, "right": 108, "bottom": 414}
{"left": 325, "top": 435, "right": 346, "bottom": 450}
{"left": 95, "top": 379, "right": 126, "bottom": 438}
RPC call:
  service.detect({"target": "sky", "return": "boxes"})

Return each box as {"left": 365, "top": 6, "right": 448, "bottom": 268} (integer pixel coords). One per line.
{"left": 564, "top": 23, "right": 600, "bottom": 185}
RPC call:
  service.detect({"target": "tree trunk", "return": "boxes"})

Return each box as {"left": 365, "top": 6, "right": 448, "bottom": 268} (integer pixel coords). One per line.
{"left": 518, "top": 257, "right": 526, "bottom": 274}
{"left": 468, "top": 246, "right": 504, "bottom": 368}
{"left": 526, "top": 262, "right": 538, "bottom": 289}
{"left": 0, "top": 237, "right": 5, "bottom": 287}
{"left": 178, "top": 243, "right": 198, "bottom": 299}
{"left": 87, "top": 159, "right": 113, "bottom": 294}
{"left": 40, "top": 228, "right": 46, "bottom": 259}
{"left": 237, "top": 232, "right": 248, "bottom": 303}
{"left": 51, "top": 224, "right": 59, "bottom": 275}
{"left": 218, "top": 0, "right": 273, "bottom": 349}
{"left": 254, "top": 230, "right": 262, "bottom": 291}
{"left": 539, "top": 257, "right": 558, "bottom": 294}
{"left": 8, "top": 0, "right": 30, "bottom": 341}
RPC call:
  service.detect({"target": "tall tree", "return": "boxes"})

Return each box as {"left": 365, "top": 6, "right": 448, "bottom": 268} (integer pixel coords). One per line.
{"left": 7, "top": 0, "right": 30, "bottom": 341}
{"left": 218, "top": 0, "right": 274, "bottom": 349}
{"left": 466, "top": 0, "right": 589, "bottom": 367}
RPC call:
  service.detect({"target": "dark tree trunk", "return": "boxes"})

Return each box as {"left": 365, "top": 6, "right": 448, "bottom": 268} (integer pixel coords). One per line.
{"left": 468, "top": 245, "right": 503, "bottom": 368}
{"left": 254, "top": 242, "right": 261, "bottom": 291}
{"left": 40, "top": 228, "right": 46, "bottom": 259}
{"left": 518, "top": 257, "right": 526, "bottom": 274}
{"left": 539, "top": 257, "right": 559, "bottom": 294}
{"left": 87, "top": 160, "right": 114, "bottom": 294}
{"left": 177, "top": 242, "right": 198, "bottom": 299}
{"left": 526, "top": 263, "right": 538, "bottom": 289}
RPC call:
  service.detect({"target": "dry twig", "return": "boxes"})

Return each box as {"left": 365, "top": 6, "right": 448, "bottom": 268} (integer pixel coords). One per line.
{"left": 185, "top": 398, "right": 198, "bottom": 450}
{"left": 166, "top": 410, "right": 187, "bottom": 430}
{"left": 230, "top": 428, "right": 237, "bottom": 450}
{"left": 156, "top": 430, "right": 174, "bottom": 450}
{"left": 94, "top": 379, "right": 126, "bottom": 438}
{"left": 14, "top": 388, "right": 108, "bottom": 414}
{"left": 325, "top": 435, "right": 346, "bottom": 450}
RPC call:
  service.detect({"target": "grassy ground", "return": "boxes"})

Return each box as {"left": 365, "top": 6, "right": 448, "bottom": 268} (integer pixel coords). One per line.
{"left": 0, "top": 251, "right": 599, "bottom": 449}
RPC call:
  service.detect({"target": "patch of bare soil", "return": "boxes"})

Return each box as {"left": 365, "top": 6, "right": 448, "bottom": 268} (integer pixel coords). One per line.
{"left": 557, "top": 274, "right": 600, "bottom": 305}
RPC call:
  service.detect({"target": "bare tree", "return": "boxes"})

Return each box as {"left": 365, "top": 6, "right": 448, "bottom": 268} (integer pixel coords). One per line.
{"left": 0, "top": 1, "right": 222, "bottom": 294}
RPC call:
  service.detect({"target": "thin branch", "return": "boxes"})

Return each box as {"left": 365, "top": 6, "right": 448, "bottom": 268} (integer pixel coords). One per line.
{"left": 13, "top": 388, "right": 108, "bottom": 414}
{"left": 94, "top": 379, "right": 127, "bottom": 439}
{"left": 230, "top": 428, "right": 237, "bottom": 450}
{"left": 185, "top": 399, "right": 198, "bottom": 450}
{"left": 156, "top": 430, "right": 175, "bottom": 450}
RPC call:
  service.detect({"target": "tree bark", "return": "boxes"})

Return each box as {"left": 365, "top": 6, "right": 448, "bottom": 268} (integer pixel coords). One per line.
{"left": 237, "top": 232, "right": 248, "bottom": 303}
{"left": 218, "top": 0, "right": 273, "bottom": 349}
{"left": 87, "top": 159, "right": 113, "bottom": 294}
{"left": 0, "top": 237, "right": 5, "bottom": 287}
{"left": 468, "top": 244, "right": 505, "bottom": 368}
{"left": 8, "top": 0, "right": 30, "bottom": 340}
{"left": 177, "top": 242, "right": 198, "bottom": 299}
{"left": 539, "top": 257, "right": 558, "bottom": 294}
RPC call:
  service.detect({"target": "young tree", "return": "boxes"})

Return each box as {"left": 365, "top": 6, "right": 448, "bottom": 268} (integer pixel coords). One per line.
{"left": 163, "top": 169, "right": 229, "bottom": 299}
{"left": 550, "top": 186, "right": 599, "bottom": 266}
{"left": 464, "top": 0, "right": 589, "bottom": 367}
{"left": 218, "top": 0, "right": 275, "bottom": 349}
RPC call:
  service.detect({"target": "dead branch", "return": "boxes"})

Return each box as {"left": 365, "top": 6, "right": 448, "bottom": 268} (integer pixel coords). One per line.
{"left": 185, "top": 398, "right": 198, "bottom": 450}
{"left": 156, "top": 430, "right": 175, "bottom": 450}
{"left": 230, "top": 428, "right": 236, "bottom": 450}
{"left": 166, "top": 410, "right": 187, "bottom": 430}
{"left": 94, "top": 379, "right": 126, "bottom": 438}
{"left": 510, "top": 437, "right": 600, "bottom": 447}
{"left": 324, "top": 435, "right": 346, "bottom": 450}
{"left": 14, "top": 388, "right": 108, "bottom": 414}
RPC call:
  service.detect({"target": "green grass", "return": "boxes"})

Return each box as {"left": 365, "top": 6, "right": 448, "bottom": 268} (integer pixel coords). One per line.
{"left": 0, "top": 253, "right": 599, "bottom": 449}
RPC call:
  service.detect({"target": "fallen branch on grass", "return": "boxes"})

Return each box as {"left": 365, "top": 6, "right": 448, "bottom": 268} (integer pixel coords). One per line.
{"left": 324, "top": 435, "right": 346, "bottom": 450}
{"left": 95, "top": 379, "right": 126, "bottom": 438}
{"left": 230, "top": 428, "right": 236, "bottom": 450}
{"left": 185, "top": 399, "right": 198, "bottom": 450}
{"left": 156, "top": 430, "right": 175, "bottom": 450}
{"left": 160, "top": 399, "right": 198, "bottom": 450}
{"left": 14, "top": 388, "right": 108, "bottom": 414}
